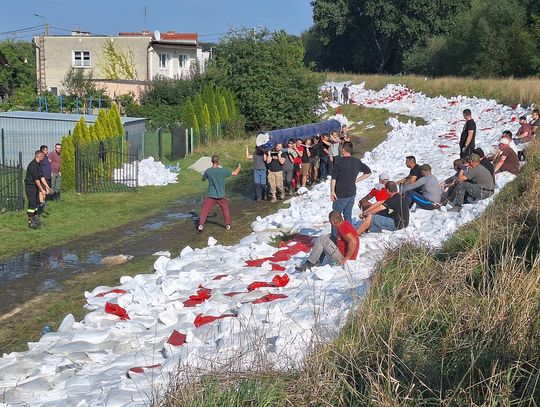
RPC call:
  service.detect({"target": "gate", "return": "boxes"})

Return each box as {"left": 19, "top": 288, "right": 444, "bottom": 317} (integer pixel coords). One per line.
{"left": 75, "top": 138, "right": 138, "bottom": 193}
{"left": 0, "top": 152, "right": 23, "bottom": 212}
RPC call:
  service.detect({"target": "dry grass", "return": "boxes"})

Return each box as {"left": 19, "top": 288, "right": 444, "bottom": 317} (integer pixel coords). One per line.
{"left": 326, "top": 73, "right": 540, "bottom": 107}
{"left": 160, "top": 143, "right": 540, "bottom": 406}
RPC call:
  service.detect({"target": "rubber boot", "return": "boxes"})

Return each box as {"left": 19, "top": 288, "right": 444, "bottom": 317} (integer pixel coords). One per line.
{"left": 255, "top": 183, "right": 262, "bottom": 201}
{"left": 261, "top": 184, "right": 268, "bottom": 201}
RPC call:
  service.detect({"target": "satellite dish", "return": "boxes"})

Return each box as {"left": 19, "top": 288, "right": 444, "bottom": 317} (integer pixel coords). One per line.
{"left": 154, "top": 30, "right": 161, "bottom": 41}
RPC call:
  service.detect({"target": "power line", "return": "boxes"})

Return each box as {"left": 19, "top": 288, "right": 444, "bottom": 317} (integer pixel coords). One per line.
{"left": 0, "top": 25, "right": 44, "bottom": 36}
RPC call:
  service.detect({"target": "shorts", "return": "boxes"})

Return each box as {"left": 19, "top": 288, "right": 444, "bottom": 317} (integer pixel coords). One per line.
{"left": 301, "top": 163, "right": 310, "bottom": 176}
{"left": 310, "top": 156, "right": 320, "bottom": 169}
{"left": 370, "top": 214, "right": 397, "bottom": 233}
{"left": 25, "top": 184, "right": 39, "bottom": 211}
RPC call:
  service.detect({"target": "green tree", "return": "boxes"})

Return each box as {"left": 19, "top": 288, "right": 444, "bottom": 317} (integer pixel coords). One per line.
{"left": 202, "top": 84, "right": 220, "bottom": 127}
{"left": 0, "top": 40, "right": 36, "bottom": 98}
{"left": 208, "top": 30, "right": 320, "bottom": 130}
{"left": 182, "top": 99, "right": 199, "bottom": 132}
{"left": 218, "top": 95, "right": 229, "bottom": 121}
{"left": 201, "top": 103, "right": 211, "bottom": 131}
{"left": 99, "top": 41, "right": 137, "bottom": 80}
{"left": 224, "top": 90, "right": 237, "bottom": 118}
{"left": 80, "top": 117, "right": 91, "bottom": 143}
{"left": 308, "top": 0, "right": 469, "bottom": 73}
{"left": 408, "top": 0, "right": 538, "bottom": 77}
{"left": 193, "top": 94, "right": 206, "bottom": 130}
{"left": 60, "top": 135, "right": 75, "bottom": 191}
{"left": 109, "top": 103, "right": 125, "bottom": 136}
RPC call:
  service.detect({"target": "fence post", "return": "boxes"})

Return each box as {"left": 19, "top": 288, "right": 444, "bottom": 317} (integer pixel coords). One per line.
{"left": 59, "top": 95, "right": 63, "bottom": 113}
{"left": 76, "top": 97, "right": 79, "bottom": 115}
{"left": 75, "top": 141, "right": 80, "bottom": 193}
{"left": 89, "top": 96, "right": 93, "bottom": 114}
{"left": 135, "top": 147, "right": 139, "bottom": 189}
{"left": 44, "top": 96, "right": 48, "bottom": 113}
{"left": 158, "top": 128, "right": 163, "bottom": 161}
{"left": 17, "top": 152, "right": 23, "bottom": 211}
{"left": 190, "top": 127, "right": 194, "bottom": 154}
{"left": 1, "top": 128, "right": 4, "bottom": 165}
{"left": 38, "top": 96, "right": 42, "bottom": 112}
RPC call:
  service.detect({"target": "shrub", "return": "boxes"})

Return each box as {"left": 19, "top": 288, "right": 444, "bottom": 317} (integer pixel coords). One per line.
{"left": 208, "top": 30, "right": 320, "bottom": 131}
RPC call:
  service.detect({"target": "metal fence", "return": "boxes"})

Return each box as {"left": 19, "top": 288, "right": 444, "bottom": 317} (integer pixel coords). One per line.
{"left": 0, "top": 152, "right": 23, "bottom": 212}
{"left": 142, "top": 124, "right": 234, "bottom": 161}
{"left": 75, "top": 137, "right": 138, "bottom": 193}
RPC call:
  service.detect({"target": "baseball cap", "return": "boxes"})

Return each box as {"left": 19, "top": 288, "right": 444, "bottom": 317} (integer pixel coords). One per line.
{"left": 499, "top": 138, "right": 510, "bottom": 145}
{"left": 378, "top": 172, "right": 390, "bottom": 181}
{"left": 519, "top": 115, "right": 527, "bottom": 120}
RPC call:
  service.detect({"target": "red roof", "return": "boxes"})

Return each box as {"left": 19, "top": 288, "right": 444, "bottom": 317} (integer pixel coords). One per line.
{"left": 118, "top": 31, "right": 198, "bottom": 44}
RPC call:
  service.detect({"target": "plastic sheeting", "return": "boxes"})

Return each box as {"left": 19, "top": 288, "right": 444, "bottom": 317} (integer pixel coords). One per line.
{"left": 256, "top": 119, "right": 342, "bottom": 149}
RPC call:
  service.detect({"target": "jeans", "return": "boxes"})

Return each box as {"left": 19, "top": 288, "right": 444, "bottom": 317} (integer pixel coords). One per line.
{"left": 319, "top": 156, "right": 329, "bottom": 180}
{"left": 452, "top": 182, "right": 493, "bottom": 206}
{"left": 51, "top": 172, "right": 61, "bottom": 193}
{"left": 254, "top": 169, "right": 266, "bottom": 185}
{"left": 307, "top": 234, "right": 343, "bottom": 265}
{"left": 404, "top": 190, "right": 438, "bottom": 210}
{"left": 333, "top": 196, "right": 356, "bottom": 224}
{"left": 369, "top": 214, "right": 397, "bottom": 232}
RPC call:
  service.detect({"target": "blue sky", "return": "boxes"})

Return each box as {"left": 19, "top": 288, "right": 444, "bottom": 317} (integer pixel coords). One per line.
{"left": 0, "top": 0, "right": 314, "bottom": 41}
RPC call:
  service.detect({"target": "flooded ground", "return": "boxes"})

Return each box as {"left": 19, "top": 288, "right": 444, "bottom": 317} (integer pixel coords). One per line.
{"left": 0, "top": 194, "right": 279, "bottom": 315}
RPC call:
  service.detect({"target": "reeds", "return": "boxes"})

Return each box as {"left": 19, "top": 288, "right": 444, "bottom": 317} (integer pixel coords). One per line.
{"left": 161, "top": 145, "right": 540, "bottom": 406}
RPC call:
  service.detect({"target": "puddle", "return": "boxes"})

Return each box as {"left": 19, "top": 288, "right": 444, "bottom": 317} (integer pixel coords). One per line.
{"left": 0, "top": 197, "right": 277, "bottom": 316}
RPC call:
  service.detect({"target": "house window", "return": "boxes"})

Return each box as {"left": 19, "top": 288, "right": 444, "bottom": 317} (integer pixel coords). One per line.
{"left": 73, "top": 51, "right": 91, "bottom": 68}
{"left": 159, "top": 53, "right": 171, "bottom": 69}
{"left": 178, "top": 54, "right": 188, "bottom": 68}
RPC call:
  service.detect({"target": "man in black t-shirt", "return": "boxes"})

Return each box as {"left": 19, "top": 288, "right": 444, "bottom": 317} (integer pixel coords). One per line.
{"left": 331, "top": 142, "right": 371, "bottom": 225}
{"left": 265, "top": 143, "right": 286, "bottom": 202}
{"left": 397, "top": 156, "right": 423, "bottom": 191}
{"left": 473, "top": 147, "right": 494, "bottom": 179}
{"left": 25, "top": 150, "right": 50, "bottom": 229}
{"left": 357, "top": 181, "right": 409, "bottom": 234}
{"left": 460, "top": 109, "right": 476, "bottom": 159}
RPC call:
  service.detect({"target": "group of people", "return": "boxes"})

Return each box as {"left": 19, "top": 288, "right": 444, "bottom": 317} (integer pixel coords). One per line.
{"left": 295, "top": 108, "right": 538, "bottom": 271}
{"left": 332, "top": 85, "right": 351, "bottom": 105}
{"left": 245, "top": 124, "right": 352, "bottom": 202}
{"left": 25, "top": 143, "right": 62, "bottom": 229}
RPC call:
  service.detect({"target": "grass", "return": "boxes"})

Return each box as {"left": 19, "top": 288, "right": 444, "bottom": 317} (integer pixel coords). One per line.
{"left": 162, "top": 146, "right": 540, "bottom": 405}
{"left": 326, "top": 72, "right": 540, "bottom": 106}
{"left": 0, "top": 135, "right": 252, "bottom": 260}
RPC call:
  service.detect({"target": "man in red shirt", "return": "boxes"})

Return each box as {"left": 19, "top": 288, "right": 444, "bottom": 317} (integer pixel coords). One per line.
{"left": 296, "top": 211, "right": 359, "bottom": 271}
{"left": 358, "top": 172, "right": 390, "bottom": 211}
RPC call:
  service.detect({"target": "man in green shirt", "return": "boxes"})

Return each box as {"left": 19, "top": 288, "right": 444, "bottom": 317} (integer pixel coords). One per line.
{"left": 198, "top": 155, "right": 241, "bottom": 232}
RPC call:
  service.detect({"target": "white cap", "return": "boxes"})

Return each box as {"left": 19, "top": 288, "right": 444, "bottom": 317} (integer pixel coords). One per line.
{"left": 499, "top": 138, "right": 510, "bottom": 145}
{"left": 379, "top": 172, "right": 390, "bottom": 181}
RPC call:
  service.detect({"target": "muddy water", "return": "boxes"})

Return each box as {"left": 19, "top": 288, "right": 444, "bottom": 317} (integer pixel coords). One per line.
{"left": 0, "top": 194, "right": 279, "bottom": 315}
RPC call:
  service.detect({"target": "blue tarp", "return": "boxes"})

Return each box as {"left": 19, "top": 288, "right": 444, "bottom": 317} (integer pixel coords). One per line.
{"left": 257, "top": 119, "right": 342, "bottom": 149}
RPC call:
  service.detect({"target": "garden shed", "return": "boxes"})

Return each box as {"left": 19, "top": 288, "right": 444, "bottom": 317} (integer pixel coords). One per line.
{"left": 0, "top": 111, "right": 146, "bottom": 166}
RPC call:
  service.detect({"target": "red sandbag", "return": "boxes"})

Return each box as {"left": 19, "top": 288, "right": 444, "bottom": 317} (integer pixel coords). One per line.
{"left": 438, "top": 145, "right": 450, "bottom": 149}
{"left": 127, "top": 364, "right": 161, "bottom": 378}
{"left": 166, "top": 330, "right": 187, "bottom": 346}
{"left": 212, "top": 274, "right": 228, "bottom": 280}
{"left": 248, "top": 274, "right": 290, "bottom": 291}
{"left": 272, "top": 274, "right": 290, "bottom": 287}
{"left": 245, "top": 258, "right": 270, "bottom": 267}
{"left": 105, "top": 302, "right": 130, "bottom": 320}
{"left": 224, "top": 291, "right": 246, "bottom": 297}
{"left": 271, "top": 263, "right": 286, "bottom": 271}
{"left": 96, "top": 289, "right": 127, "bottom": 297}
{"left": 183, "top": 288, "right": 212, "bottom": 307}
{"left": 194, "top": 313, "right": 236, "bottom": 328}
{"left": 252, "top": 293, "right": 288, "bottom": 304}
{"left": 247, "top": 281, "right": 274, "bottom": 291}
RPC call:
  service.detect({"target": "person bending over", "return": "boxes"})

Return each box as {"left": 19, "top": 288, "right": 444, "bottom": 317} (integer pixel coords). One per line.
{"left": 402, "top": 164, "right": 442, "bottom": 210}
{"left": 356, "top": 181, "right": 409, "bottom": 234}
{"left": 296, "top": 211, "right": 359, "bottom": 272}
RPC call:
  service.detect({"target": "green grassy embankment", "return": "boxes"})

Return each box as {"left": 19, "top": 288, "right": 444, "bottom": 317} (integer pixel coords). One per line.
{"left": 161, "top": 112, "right": 540, "bottom": 406}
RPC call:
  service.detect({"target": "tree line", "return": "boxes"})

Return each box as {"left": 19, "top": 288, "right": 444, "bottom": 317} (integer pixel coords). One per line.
{"left": 305, "top": 0, "right": 540, "bottom": 77}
